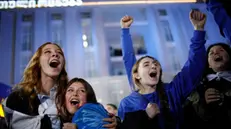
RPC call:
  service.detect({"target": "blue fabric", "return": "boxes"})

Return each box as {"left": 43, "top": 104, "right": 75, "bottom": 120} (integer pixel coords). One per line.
{"left": 72, "top": 103, "right": 109, "bottom": 129}
{"left": 206, "top": 0, "right": 231, "bottom": 43}
{"left": 0, "top": 82, "right": 11, "bottom": 99}
{"left": 118, "top": 28, "right": 207, "bottom": 129}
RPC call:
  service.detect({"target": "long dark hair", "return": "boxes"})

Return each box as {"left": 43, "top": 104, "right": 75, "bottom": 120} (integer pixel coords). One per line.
{"left": 56, "top": 77, "right": 98, "bottom": 122}
{"left": 132, "top": 56, "right": 175, "bottom": 128}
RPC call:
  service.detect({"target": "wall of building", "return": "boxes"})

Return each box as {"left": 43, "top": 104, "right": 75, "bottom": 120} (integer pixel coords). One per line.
{"left": 0, "top": 3, "right": 227, "bottom": 105}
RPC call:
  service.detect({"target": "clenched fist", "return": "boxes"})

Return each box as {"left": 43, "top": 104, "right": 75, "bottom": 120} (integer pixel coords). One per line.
{"left": 205, "top": 88, "right": 220, "bottom": 104}
{"left": 190, "top": 10, "right": 207, "bottom": 30}
{"left": 145, "top": 103, "right": 160, "bottom": 119}
{"left": 120, "top": 15, "right": 133, "bottom": 28}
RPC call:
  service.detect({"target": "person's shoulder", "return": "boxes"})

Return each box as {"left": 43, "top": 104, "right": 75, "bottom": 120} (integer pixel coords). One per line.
{"left": 163, "top": 83, "right": 171, "bottom": 90}
{"left": 6, "top": 89, "right": 24, "bottom": 108}
{"left": 7, "top": 89, "right": 22, "bottom": 100}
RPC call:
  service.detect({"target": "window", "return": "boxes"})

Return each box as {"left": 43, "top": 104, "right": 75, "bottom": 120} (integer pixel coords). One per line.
{"left": 51, "top": 13, "right": 63, "bottom": 47}
{"left": 111, "top": 62, "right": 126, "bottom": 76}
{"left": 80, "top": 12, "right": 92, "bottom": 19}
{"left": 22, "top": 14, "right": 33, "bottom": 22}
{"left": 51, "top": 13, "right": 63, "bottom": 20}
{"left": 166, "top": 46, "right": 181, "bottom": 72}
{"left": 20, "top": 14, "right": 33, "bottom": 76}
{"left": 22, "top": 25, "right": 32, "bottom": 51}
{"left": 85, "top": 51, "right": 97, "bottom": 77}
{"left": 20, "top": 51, "right": 32, "bottom": 76}
{"left": 80, "top": 12, "right": 96, "bottom": 77}
{"left": 160, "top": 20, "right": 174, "bottom": 42}
{"left": 158, "top": 9, "right": 167, "bottom": 16}
{"left": 51, "top": 23, "right": 63, "bottom": 46}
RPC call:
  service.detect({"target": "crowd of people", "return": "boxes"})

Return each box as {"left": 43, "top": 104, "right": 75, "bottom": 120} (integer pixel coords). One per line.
{"left": 0, "top": 0, "right": 231, "bottom": 128}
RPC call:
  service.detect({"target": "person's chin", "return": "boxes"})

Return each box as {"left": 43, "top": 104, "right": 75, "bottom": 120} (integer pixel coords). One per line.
{"left": 149, "top": 79, "right": 158, "bottom": 85}
{"left": 47, "top": 72, "right": 60, "bottom": 78}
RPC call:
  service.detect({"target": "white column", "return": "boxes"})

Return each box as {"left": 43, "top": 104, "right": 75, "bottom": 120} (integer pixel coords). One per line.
{"left": 0, "top": 11, "right": 15, "bottom": 85}
{"left": 166, "top": 5, "right": 190, "bottom": 66}
{"left": 34, "top": 9, "right": 48, "bottom": 51}
{"left": 145, "top": 7, "right": 167, "bottom": 70}
{"left": 13, "top": 11, "right": 23, "bottom": 84}
{"left": 64, "top": 8, "right": 85, "bottom": 78}
{"left": 91, "top": 8, "right": 110, "bottom": 76}
{"left": 175, "top": 4, "right": 193, "bottom": 49}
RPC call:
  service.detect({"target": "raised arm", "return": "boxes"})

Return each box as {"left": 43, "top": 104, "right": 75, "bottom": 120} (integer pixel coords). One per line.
{"left": 204, "top": 0, "right": 231, "bottom": 42}
{"left": 120, "top": 16, "right": 137, "bottom": 91}
{"left": 169, "top": 10, "right": 207, "bottom": 104}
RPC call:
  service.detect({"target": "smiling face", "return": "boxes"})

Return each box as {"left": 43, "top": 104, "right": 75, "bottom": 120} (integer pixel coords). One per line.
{"left": 208, "top": 45, "right": 230, "bottom": 72}
{"left": 65, "top": 82, "right": 87, "bottom": 115}
{"left": 132, "top": 56, "right": 161, "bottom": 89}
{"left": 39, "top": 44, "right": 64, "bottom": 78}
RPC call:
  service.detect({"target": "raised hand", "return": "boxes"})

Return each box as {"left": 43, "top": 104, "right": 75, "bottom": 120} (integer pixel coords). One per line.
{"left": 205, "top": 88, "right": 220, "bottom": 104}
{"left": 120, "top": 15, "right": 133, "bottom": 28}
{"left": 190, "top": 10, "right": 207, "bottom": 30}
{"left": 145, "top": 103, "right": 160, "bottom": 119}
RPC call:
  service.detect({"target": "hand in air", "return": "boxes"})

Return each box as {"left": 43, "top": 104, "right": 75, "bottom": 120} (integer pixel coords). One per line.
{"left": 189, "top": 10, "right": 207, "bottom": 30}
{"left": 120, "top": 15, "right": 133, "bottom": 28}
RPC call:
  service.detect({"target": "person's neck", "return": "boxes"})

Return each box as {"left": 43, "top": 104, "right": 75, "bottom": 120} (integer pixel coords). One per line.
{"left": 213, "top": 68, "right": 227, "bottom": 73}
{"left": 213, "top": 65, "right": 229, "bottom": 73}
{"left": 139, "top": 85, "right": 156, "bottom": 94}
{"left": 40, "top": 75, "right": 56, "bottom": 95}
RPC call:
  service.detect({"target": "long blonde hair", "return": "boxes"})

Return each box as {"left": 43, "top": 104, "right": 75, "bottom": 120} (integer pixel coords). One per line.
{"left": 16, "top": 42, "right": 68, "bottom": 111}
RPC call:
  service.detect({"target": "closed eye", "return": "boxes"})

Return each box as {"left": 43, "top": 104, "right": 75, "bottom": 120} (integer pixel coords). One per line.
{"left": 67, "top": 89, "right": 73, "bottom": 92}
{"left": 45, "top": 50, "right": 51, "bottom": 54}
{"left": 57, "top": 51, "right": 63, "bottom": 55}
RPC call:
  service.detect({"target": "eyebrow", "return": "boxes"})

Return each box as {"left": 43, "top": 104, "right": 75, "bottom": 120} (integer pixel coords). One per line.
{"left": 67, "top": 86, "right": 73, "bottom": 89}
{"left": 43, "top": 48, "right": 62, "bottom": 52}
{"left": 43, "top": 48, "right": 51, "bottom": 51}
{"left": 143, "top": 61, "right": 150, "bottom": 64}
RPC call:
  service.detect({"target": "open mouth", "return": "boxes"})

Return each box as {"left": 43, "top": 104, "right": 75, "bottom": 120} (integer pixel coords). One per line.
{"left": 49, "top": 60, "right": 60, "bottom": 68}
{"left": 149, "top": 72, "right": 157, "bottom": 78}
{"left": 214, "top": 56, "right": 223, "bottom": 62}
{"left": 70, "top": 99, "right": 80, "bottom": 106}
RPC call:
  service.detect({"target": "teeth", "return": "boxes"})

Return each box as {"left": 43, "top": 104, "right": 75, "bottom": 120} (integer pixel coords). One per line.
{"left": 51, "top": 60, "right": 59, "bottom": 63}
{"left": 70, "top": 98, "right": 79, "bottom": 102}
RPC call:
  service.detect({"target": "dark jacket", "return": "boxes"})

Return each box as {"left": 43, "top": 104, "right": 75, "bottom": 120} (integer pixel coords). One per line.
{"left": 183, "top": 78, "right": 231, "bottom": 129}
{"left": 4, "top": 90, "right": 52, "bottom": 129}
{"left": 121, "top": 110, "right": 160, "bottom": 129}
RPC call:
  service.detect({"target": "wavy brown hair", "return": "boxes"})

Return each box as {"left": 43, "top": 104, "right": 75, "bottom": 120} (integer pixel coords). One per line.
{"left": 56, "top": 77, "right": 98, "bottom": 122}
{"left": 15, "top": 42, "right": 68, "bottom": 112}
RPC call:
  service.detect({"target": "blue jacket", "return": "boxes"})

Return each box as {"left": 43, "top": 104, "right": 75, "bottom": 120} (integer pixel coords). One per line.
{"left": 118, "top": 28, "right": 206, "bottom": 129}
{"left": 206, "top": 0, "right": 231, "bottom": 42}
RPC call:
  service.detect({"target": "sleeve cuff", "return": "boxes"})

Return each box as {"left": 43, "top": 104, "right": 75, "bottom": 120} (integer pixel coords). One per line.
{"left": 122, "top": 28, "right": 130, "bottom": 35}
{"left": 193, "top": 30, "right": 206, "bottom": 40}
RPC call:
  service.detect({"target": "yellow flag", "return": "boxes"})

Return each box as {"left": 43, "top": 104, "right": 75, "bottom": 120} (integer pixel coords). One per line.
{"left": 0, "top": 104, "right": 4, "bottom": 117}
